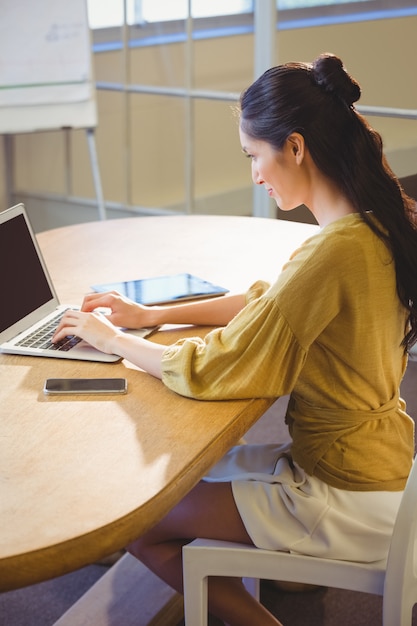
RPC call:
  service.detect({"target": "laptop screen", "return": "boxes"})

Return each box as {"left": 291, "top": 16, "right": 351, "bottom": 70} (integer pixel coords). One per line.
{"left": 0, "top": 212, "right": 54, "bottom": 333}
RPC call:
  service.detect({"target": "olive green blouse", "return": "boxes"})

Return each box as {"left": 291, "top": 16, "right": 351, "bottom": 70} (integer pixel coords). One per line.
{"left": 161, "top": 213, "right": 414, "bottom": 491}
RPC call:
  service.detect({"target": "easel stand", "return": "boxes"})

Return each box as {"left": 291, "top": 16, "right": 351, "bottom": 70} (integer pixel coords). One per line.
{"left": 3, "top": 127, "right": 106, "bottom": 220}
{"left": 86, "top": 127, "right": 106, "bottom": 220}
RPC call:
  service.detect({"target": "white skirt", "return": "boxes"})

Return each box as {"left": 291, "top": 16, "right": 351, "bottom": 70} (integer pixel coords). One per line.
{"left": 204, "top": 443, "right": 403, "bottom": 563}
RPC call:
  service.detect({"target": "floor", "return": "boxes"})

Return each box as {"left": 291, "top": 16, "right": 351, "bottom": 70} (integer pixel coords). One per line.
{"left": 1, "top": 360, "right": 416, "bottom": 626}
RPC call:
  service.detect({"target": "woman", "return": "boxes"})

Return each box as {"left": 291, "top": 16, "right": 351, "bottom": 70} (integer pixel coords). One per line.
{"left": 54, "top": 53, "right": 417, "bottom": 625}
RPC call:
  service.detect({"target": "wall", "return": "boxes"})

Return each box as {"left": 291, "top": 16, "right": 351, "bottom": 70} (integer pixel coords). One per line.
{"left": 1, "top": 14, "right": 416, "bottom": 231}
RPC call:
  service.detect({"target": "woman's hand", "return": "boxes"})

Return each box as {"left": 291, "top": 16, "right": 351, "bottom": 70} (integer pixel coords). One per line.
{"left": 53, "top": 308, "right": 123, "bottom": 355}
{"left": 53, "top": 307, "right": 166, "bottom": 377}
{"left": 80, "top": 291, "right": 157, "bottom": 329}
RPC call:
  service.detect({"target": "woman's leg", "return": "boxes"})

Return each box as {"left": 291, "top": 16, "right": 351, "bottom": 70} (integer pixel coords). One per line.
{"left": 127, "top": 480, "right": 283, "bottom": 626}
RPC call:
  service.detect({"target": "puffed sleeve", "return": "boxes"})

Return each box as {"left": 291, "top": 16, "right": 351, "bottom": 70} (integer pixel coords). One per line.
{"left": 161, "top": 293, "right": 307, "bottom": 400}
{"left": 245, "top": 279, "right": 270, "bottom": 304}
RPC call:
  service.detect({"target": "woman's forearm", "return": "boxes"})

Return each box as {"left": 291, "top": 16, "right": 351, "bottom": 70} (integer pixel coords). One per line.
{"left": 111, "top": 332, "right": 165, "bottom": 379}
{"left": 146, "top": 293, "right": 246, "bottom": 328}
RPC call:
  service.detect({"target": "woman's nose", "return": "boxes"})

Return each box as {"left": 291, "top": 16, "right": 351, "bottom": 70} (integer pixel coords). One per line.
{"left": 252, "top": 163, "right": 264, "bottom": 185}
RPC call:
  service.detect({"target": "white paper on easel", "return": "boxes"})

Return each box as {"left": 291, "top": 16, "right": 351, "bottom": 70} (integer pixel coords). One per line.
{"left": 0, "top": 0, "right": 91, "bottom": 106}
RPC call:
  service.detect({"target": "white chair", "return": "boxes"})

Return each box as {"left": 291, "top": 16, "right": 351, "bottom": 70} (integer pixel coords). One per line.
{"left": 183, "top": 459, "right": 417, "bottom": 626}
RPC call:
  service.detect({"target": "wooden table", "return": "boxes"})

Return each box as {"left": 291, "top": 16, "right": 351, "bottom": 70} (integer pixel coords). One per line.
{"left": 0, "top": 214, "right": 318, "bottom": 591}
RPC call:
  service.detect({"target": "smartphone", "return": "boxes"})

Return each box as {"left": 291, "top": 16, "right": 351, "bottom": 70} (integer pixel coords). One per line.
{"left": 43, "top": 378, "right": 128, "bottom": 395}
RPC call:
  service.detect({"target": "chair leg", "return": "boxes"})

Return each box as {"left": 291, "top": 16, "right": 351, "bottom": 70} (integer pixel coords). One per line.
{"left": 183, "top": 553, "right": 209, "bottom": 626}
{"left": 183, "top": 574, "right": 259, "bottom": 624}
{"left": 183, "top": 551, "right": 260, "bottom": 624}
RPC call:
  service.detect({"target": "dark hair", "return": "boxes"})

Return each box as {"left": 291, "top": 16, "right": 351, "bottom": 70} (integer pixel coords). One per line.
{"left": 240, "top": 53, "right": 417, "bottom": 351}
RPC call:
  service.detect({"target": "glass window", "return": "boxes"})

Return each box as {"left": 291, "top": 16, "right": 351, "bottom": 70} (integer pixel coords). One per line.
{"left": 87, "top": 0, "right": 417, "bottom": 29}
{"left": 141, "top": 0, "right": 253, "bottom": 22}
{"left": 87, "top": 1, "right": 252, "bottom": 28}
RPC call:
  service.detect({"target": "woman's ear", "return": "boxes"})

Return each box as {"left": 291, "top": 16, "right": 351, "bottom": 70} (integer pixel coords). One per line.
{"left": 287, "top": 133, "right": 305, "bottom": 164}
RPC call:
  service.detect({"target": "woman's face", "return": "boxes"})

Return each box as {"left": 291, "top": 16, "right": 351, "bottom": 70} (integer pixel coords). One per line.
{"left": 239, "top": 127, "right": 305, "bottom": 212}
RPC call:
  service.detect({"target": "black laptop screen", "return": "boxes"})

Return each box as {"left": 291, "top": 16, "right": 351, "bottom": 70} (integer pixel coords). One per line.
{"left": 0, "top": 213, "right": 54, "bottom": 333}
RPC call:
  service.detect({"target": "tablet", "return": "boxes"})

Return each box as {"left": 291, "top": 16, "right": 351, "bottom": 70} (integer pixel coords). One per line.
{"left": 91, "top": 273, "right": 229, "bottom": 306}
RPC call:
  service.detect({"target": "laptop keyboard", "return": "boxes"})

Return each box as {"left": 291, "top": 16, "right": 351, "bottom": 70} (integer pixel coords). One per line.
{"left": 15, "top": 310, "right": 82, "bottom": 352}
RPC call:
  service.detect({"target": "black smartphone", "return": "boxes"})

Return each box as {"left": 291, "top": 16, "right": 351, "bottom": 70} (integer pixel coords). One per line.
{"left": 43, "top": 378, "right": 128, "bottom": 395}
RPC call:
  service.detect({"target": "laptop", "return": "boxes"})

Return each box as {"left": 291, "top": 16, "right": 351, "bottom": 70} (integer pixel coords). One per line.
{"left": 0, "top": 203, "right": 154, "bottom": 362}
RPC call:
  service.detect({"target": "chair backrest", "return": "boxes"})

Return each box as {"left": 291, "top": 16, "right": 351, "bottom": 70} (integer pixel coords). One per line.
{"left": 383, "top": 458, "right": 417, "bottom": 619}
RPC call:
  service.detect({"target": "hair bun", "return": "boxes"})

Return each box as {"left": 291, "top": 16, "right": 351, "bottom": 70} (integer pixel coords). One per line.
{"left": 312, "top": 53, "right": 361, "bottom": 107}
